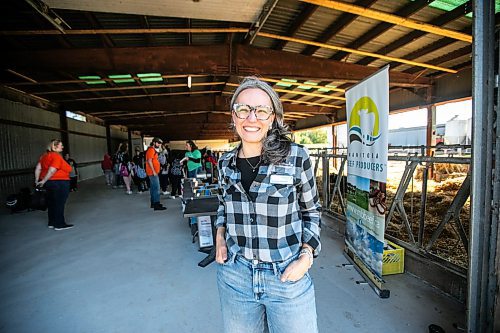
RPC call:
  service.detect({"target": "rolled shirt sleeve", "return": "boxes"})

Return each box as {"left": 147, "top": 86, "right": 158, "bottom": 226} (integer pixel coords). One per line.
{"left": 215, "top": 160, "right": 226, "bottom": 229}
{"left": 298, "top": 147, "right": 322, "bottom": 256}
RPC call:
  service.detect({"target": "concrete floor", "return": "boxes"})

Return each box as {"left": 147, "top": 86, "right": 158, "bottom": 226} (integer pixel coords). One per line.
{"left": 0, "top": 177, "right": 465, "bottom": 333}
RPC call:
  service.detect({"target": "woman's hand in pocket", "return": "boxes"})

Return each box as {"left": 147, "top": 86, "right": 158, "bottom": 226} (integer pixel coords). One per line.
{"left": 280, "top": 255, "right": 310, "bottom": 282}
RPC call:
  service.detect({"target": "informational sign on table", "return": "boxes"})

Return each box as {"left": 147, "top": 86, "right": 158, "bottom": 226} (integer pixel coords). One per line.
{"left": 197, "top": 215, "right": 214, "bottom": 248}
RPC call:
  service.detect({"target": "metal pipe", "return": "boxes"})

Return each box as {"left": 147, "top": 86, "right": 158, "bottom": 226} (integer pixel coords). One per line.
{"left": 468, "top": 0, "right": 494, "bottom": 331}
{"left": 311, "top": 154, "right": 470, "bottom": 164}
{"left": 418, "top": 164, "right": 429, "bottom": 248}
{"left": 322, "top": 151, "right": 329, "bottom": 210}
{"left": 248, "top": 0, "right": 279, "bottom": 45}
{"left": 485, "top": 15, "right": 500, "bottom": 333}
{"left": 491, "top": 32, "right": 500, "bottom": 333}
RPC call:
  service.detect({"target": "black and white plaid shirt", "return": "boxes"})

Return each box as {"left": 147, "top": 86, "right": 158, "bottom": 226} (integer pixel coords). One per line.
{"left": 216, "top": 143, "right": 321, "bottom": 263}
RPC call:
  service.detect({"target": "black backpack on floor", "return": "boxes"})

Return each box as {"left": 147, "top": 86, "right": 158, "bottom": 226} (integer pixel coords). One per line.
{"left": 5, "top": 188, "right": 32, "bottom": 213}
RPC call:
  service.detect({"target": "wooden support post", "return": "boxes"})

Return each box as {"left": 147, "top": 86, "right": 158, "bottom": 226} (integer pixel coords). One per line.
{"left": 332, "top": 124, "right": 338, "bottom": 169}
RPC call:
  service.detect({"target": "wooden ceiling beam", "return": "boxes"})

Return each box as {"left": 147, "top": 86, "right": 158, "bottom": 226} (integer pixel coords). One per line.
{"left": 404, "top": 45, "right": 472, "bottom": 75}
{"left": 273, "top": 3, "right": 318, "bottom": 50}
{"left": 80, "top": 95, "right": 223, "bottom": 113}
{"left": 257, "top": 33, "right": 456, "bottom": 73}
{"left": 1, "top": 28, "right": 249, "bottom": 36}
{"left": 330, "top": 0, "right": 429, "bottom": 61}
{"left": 389, "top": 28, "right": 471, "bottom": 71}
{"left": 300, "top": 0, "right": 472, "bottom": 43}
{"left": 302, "top": 0, "right": 377, "bottom": 56}
{"left": 36, "top": 81, "right": 227, "bottom": 95}
{"left": 356, "top": 1, "right": 472, "bottom": 66}
{"left": 72, "top": 94, "right": 330, "bottom": 116}
{"left": 6, "top": 74, "right": 209, "bottom": 86}
{"left": 3, "top": 44, "right": 432, "bottom": 86}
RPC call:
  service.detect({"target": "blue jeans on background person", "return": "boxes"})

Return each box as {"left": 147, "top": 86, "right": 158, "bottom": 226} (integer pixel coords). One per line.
{"left": 217, "top": 252, "right": 318, "bottom": 333}
{"left": 148, "top": 175, "right": 160, "bottom": 205}
{"left": 44, "top": 180, "right": 70, "bottom": 228}
{"left": 187, "top": 167, "right": 201, "bottom": 178}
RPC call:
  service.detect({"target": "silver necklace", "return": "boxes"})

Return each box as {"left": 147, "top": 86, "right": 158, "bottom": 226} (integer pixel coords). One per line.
{"left": 241, "top": 149, "right": 261, "bottom": 172}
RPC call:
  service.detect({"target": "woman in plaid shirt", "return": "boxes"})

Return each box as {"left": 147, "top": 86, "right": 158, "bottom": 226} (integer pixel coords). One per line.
{"left": 215, "top": 77, "right": 321, "bottom": 333}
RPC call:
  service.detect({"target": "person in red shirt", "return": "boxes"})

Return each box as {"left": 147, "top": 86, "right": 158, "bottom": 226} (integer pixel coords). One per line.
{"left": 35, "top": 139, "right": 74, "bottom": 230}
{"left": 146, "top": 137, "right": 166, "bottom": 210}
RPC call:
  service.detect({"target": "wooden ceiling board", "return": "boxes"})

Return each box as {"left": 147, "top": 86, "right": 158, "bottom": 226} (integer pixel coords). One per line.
{"left": 42, "top": 0, "right": 267, "bottom": 23}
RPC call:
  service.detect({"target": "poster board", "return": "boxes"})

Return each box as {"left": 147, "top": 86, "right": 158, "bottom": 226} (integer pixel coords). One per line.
{"left": 197, "top": 215, "right": 214, "bottom": 248}
{"left": 345, "top": 66, "right": 389, "bottom": 279}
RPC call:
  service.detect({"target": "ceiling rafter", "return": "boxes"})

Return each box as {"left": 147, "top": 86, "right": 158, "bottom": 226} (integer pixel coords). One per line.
{"left": 6, "top": 74, "right": 209, "bottom": 86}
{"left": 356, "top": 1, "right": 472, "bottom": 66}
{"left": 330, "top": 0, "right": 429, "bottom": 61}
{"left": 4, "top": 44, "right": 432, "bottom": 85}
{"left": 36, "top": 81, "right": 227, "bottom": 95}
{"left": 1, "top": 28, "right": 250, "bottom": 35}
{"left": 300, "top": 0, "right": 472, "bottom": 42}
{"left": 273, "top": 3, "right": 317, "bottom": 50}
{"left": 404, "top": 45, "right": 472, "bottom": 75}
{"left": 302, "top": 0, "right": 377, "bottom": 56}
{"left": 389, "top": 28, "right": 471, "bottom": 71}
{"left": 257, "top": 32, "right": 457, "bottom": 73}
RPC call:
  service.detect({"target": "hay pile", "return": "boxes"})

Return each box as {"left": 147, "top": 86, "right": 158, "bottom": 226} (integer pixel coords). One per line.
{"left": 325, "top": 161, "right": 470, "bottom": 268}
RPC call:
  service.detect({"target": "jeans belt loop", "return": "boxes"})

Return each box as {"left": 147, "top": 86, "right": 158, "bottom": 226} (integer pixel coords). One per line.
{"left": 272, "top": 262, "right": 279, "bottom": 277}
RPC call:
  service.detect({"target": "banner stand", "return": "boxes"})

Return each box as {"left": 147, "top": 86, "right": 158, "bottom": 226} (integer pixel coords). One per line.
{"left": 345, "top": 65, "right": 390, "bottom": 299}
{"left": 344, "top": 245, "right": 390, "bottom": 299}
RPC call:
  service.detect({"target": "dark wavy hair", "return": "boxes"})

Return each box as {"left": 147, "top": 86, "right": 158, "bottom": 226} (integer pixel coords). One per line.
{"left": 230, "top": 76, "right": 292, "bottom": 164}
{"left": 186, "top": 140, "right": 198, "bottom": 151}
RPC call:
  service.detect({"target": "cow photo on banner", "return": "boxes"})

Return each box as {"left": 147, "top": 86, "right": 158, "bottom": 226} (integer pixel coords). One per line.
{"left": 345, "top": 66, "right": 389, "bottom": 278}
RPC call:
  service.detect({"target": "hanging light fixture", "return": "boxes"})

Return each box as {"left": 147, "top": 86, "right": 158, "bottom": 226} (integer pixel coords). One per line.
{"left": 187, "top": 75, "right": 192, "bottom": 89}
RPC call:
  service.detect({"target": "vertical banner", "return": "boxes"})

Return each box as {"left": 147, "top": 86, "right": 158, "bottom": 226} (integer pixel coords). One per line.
{"left": 345, "top": 67, "right": 388, "bottom": 278}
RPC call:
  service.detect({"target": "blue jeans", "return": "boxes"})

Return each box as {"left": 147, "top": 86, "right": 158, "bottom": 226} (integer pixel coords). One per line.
{"left": 217, "top": 252, "right": 318, "bottom": 333}
{"left": 187, "top": 167, "right": 201, "bottom": 178}
{"left": 44, "top": 180, "right": 70, "bottom": 228}
{"left": 148, "top": 175, "right": 160, "bottom": 204}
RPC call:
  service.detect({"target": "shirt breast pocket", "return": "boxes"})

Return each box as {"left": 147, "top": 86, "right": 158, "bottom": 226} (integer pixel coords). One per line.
{"left": 266, "top": 183, "right": 294, "bottom": 199}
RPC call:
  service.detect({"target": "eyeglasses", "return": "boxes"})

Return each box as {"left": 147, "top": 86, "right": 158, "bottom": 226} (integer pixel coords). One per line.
{"left": 232, "top": 103, "right": 274, "bottom": 121}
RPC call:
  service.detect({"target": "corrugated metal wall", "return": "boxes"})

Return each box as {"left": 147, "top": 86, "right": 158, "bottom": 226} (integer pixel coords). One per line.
{"left": 67, "top": 119, "right": 107, "bottom": 182}
{"left": 0, "top": 98, "right": 140, "bottom": 202}
{"left": 0, "top": 99, "right": 61, "bottom": 201}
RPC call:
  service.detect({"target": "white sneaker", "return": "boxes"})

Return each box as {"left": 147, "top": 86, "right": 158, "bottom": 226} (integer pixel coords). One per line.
{"left": 162, "top": 191, "right": 170, "bottom": 195}
{"left": 126, "top": 191, "right": 132, "bottom": 195}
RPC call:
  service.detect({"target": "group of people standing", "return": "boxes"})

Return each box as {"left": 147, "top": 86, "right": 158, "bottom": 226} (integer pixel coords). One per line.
{"left": 99, "top": 138, "right": 214, "bottom": 210}
{"left": 101, "top": 142, "right": 149, "bottom": 195}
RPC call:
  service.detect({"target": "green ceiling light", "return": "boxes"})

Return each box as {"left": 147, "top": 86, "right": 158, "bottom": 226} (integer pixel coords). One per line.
{"left": 140, "top": 77, "right": 164, "bottom": 82}
{"left": 304, "top": 81, "right": 318, "bottom": 85}
{"left": 319, "top": 84, "right": 337, "bottom": 92}
{"left": 78, "top": 75, "right": 106, "bottom": 85}
{"left": 276, "top": 78, "right": 297, "bottom": 88}
{"left": 108, "top": 74, "right": 135, "bottom": 84}
{"left": 108, "top": 74, "right": 132, "bottom": 79}
{"left": 137, "top": 73, "right": 163, "bottom": 83}
{"left": 298, "top": 85, "right": 313, "bottom": 90}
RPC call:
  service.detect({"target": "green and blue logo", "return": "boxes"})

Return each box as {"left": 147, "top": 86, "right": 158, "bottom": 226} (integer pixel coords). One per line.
{"left": 348, "top": 96, "right": 380, "bottom": 146}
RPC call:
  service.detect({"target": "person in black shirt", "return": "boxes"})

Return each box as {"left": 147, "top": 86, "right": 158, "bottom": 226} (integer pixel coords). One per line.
{"left": 215, "top": 77, "right": 321, "bottom": 333}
